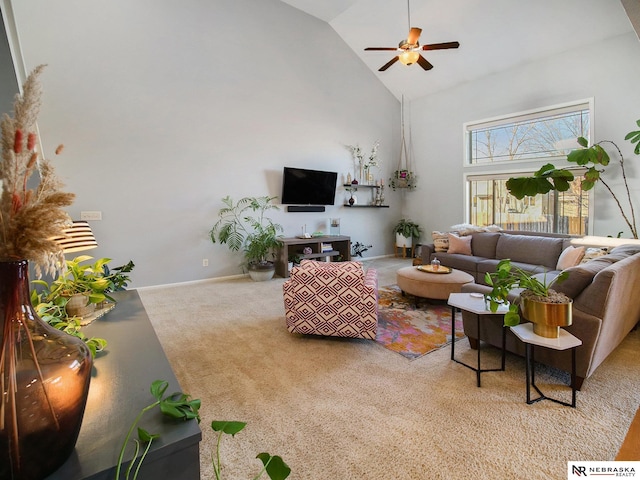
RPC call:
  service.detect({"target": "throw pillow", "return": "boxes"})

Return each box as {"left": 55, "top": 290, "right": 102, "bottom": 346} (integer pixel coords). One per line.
{"left": 556, "top": 246, "right": 586, "bottom": 270}
{"left": 447, "top": 233, "right": 472, "bottom": 255}
{"left": 432, "top": 231, "right": 449, "bottom": 252}
{"left": 580, "top": 247, "right": 609, "bottom": 264}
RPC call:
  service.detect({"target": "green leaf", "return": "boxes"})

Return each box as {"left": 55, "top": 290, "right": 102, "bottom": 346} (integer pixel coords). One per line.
{"left": 159, "top": 393, "right": 201, "bottom": 422}
{"left": 503, "top": 310, "right": 520, "bottom": 327}
{"left": 211, "top": 420, "right": 247, "bottom": 436}
{"left": 150, "top": 380, "right": 169, "bottom": 400}
{"left": 256, "top": 453, "right": 292, "bottom": 480}
{"left": 505, "top": 177, "right": 553, "bottom": 199}
{"left": 625, "top": 128, "right": 640, "bottom": 155}
{"left": 591, "top": 144, "right": 610, "bottom": 166}
{"left": 577, "top": 136, "right": 589, "bottom": 147}
{"left": 137, "top": 427, "right": 160, "bottom": 443}
{"left": 550, "top": 176, "right": 571, "bottom": 192}
{"left": 567, "top": 148, "right": 590, "bottom": 166}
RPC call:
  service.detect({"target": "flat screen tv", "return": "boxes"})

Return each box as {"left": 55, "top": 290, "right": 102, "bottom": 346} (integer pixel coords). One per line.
{"left": 281, "top": 167, "right": 337, "bottom": 205}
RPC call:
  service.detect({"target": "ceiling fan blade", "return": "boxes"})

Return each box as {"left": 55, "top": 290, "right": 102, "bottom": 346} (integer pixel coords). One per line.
{"left": 422, "top": 41, "right": 460, "bottom": 51}
{"left": 416, "top": 54, "right": 433, "bottom": 70}
{"left": 379, "top": 56, "right": 399, "bottom": 72}
{"left": 365, "top": 47, "right": 399, "bottom": 51}
{"left": 407, "top": 27, "right": 422, "bottom": 45}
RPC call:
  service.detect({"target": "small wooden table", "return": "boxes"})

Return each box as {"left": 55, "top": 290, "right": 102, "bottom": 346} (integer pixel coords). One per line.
{"left": 398, "top": 267, "right": 474, "bottom": 301}
{"left": 447, "top": 292, "right": 508, "bottom": 387}
{"left": 510, "top": 323, "right": 582, "bottom": 408}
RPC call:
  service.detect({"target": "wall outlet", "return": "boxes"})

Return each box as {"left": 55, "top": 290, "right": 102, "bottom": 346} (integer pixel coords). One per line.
{"left": 80, "top": 211, "right": 102, "bottom": 221}
{"left": 202, "top": 259, "right": 209, "bottom": 267}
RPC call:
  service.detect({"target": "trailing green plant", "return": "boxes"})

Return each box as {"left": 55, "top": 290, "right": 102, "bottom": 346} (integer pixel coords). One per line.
{"left": 116, "top": 380, "right": 201, "bottom": 480}
{"left": 30, "top": 256, "right": 134, "bottom": 357}
{"left": 34, "top": 255, "right": 135, "bottom": 305}
{"left": 506, "top": 119, "right": 640, "bottom": 239}
{"left": 351, "top": 241, "right": 372, "bottom": 258}
{"left": 33, "top": 255, "right": 113, "bottom": 305}
{"left": 34, "top": 296, "right": 107, "bottom": 356}
{"left": 103, "top": 260, "right": 136, "bottom": 292}
{"left": 211, "top": 421, "right": 291, "bottom": 480}
{"left": 210, "top": 196, "right": 284, "bottom": 267}
{"left": 393, "top": 219, "right": 421, "bottom": 239}
{"left": 117, "top": 381, "right": 290, "bottom": 480}
{"left": 484, "top": 259, "right": 568, "bottom": 326}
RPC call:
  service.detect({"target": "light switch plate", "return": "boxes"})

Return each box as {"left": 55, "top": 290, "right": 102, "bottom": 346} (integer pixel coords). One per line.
{"left": 80, "top": 211, "right": 102, "bottom": 221}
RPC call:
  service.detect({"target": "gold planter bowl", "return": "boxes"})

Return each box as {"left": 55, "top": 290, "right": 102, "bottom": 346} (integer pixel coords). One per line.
{"left": 521, "top": 297, "right": 573, "bottom": 338}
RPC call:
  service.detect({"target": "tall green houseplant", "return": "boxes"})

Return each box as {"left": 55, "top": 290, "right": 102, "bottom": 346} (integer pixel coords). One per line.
{"left": 506, "top": 119, "right": 640, "bottom": 238}
{"left": 210, "top": 196, "right": 284, "bottom": 281}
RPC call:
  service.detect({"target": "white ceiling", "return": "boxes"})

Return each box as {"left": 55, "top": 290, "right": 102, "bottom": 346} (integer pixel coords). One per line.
{"left": 280, "top": 0, "right": 635, "bottom": 101}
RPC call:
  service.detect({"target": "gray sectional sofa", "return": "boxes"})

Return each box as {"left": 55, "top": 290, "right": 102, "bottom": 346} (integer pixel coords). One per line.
{"left": 420, "top": 230, "right": 640, "bottom": 389}
{"left": 422, "top": 230, "right": 577, "bottom": 285}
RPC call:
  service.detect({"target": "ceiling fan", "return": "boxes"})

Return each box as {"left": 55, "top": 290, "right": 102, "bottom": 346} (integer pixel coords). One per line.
{"left": 364, "top": 0, "right": 460, "bottom": 72}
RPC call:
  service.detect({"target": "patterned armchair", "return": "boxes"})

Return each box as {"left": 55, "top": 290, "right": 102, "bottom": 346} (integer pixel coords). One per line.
{"left": 283, "top": 260, "right": 378, "bottom": 340}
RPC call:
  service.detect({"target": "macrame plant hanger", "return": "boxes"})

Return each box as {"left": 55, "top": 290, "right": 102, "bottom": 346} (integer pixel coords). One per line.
{"left": 394, "top": 95, "right": 416, "bottom": 190}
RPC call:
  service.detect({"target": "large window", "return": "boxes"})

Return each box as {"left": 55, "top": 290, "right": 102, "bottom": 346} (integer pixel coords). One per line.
{"left": 464, "top": 100, "right": 592, "bottom": 235}
{"left": 467, "top": 175, "right": 589, "bottom": 235}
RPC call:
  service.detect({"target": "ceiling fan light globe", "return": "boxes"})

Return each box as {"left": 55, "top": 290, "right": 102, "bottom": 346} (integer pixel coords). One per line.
{"left": 399, "top": 50, "right": 420, "bottom": 66}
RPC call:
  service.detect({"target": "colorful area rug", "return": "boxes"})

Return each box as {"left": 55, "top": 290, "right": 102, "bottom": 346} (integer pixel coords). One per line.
{"left": 376, "top": 284, "right": 465, "bottom": 360}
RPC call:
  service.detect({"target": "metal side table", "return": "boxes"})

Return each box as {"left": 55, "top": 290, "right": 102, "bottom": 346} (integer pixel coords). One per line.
{"left": 510, "top": 323, "right": 582, "bottom": 408}
{"left": 447, "top": 293, "right": 508, "bottom": 387}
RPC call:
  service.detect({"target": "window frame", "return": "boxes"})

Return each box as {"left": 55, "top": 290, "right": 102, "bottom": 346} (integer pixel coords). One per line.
{"left": 462, "top": 99, "right": 595, "bottom": 235}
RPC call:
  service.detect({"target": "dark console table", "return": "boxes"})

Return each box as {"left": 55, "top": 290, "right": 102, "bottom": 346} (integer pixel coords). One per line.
{"left": 46, "top": 290, "right": 201, "bottom": 480}
{"left": 275, "top": 235, "right": 351, "bottom": 277}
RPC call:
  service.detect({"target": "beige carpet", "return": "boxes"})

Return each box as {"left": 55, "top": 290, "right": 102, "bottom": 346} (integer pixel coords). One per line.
{"left": 138, "top": 262, "right": 640, "bottom": 480}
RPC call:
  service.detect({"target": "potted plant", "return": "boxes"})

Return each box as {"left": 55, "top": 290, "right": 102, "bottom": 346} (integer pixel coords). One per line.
{"left": 210, "top": 196, "right": 284, "bottom": 281}
{"left": 485, "top": 259, "right": 571, "bottom": 338}
{"left": 505, "top": 118, "right": 640, "bottom": 239}
{"left": 389, "top": 169, "right": 417, "bottom": 191}
{"left": 33, "top": 255, "right": 123, "bottom": 318}
{"left": 393, "top": 219, "right": 422, "bottom": 249}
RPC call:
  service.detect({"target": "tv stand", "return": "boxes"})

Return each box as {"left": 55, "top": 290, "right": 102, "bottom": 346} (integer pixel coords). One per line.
{"left": 275, "top": 235, "right": 351, "bottom": 278}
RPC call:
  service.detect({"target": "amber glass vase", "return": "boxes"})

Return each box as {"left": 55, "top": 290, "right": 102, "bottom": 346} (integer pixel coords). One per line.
{"left": 0, "top": 260, "right": 93, "bottom": 480}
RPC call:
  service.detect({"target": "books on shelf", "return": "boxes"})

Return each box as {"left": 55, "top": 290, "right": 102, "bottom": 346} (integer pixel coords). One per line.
{"left": 321, "top": 242, "right": 333, "bottom": 253}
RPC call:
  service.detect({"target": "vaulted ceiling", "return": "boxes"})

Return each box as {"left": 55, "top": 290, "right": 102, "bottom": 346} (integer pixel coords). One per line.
{"left": 280, "top": 0, "right": 637, "bottom": 101}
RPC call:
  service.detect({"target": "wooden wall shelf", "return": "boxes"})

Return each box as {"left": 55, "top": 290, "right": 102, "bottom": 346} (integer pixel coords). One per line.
{"left": 343, "top": 204, "right": 389, "bottom": 208}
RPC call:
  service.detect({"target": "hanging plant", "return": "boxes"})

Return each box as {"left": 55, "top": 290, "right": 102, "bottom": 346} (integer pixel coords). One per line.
{"left": 390, "top": 169, "right": 417, "bottom": 191}
{"left": 390, "top": 95, "right": 417, "bottom": 191}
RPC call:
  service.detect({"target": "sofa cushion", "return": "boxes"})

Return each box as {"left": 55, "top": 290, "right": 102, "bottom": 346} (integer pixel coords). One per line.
{"left": 552, "top": 257, "right": 614, "bottom": 298}
{"left": 556, "top": 246, "right": 585, "bottom": 270}
{"left": 431, "top": 252, "right": 481, "bottom": 273}
{"left": 476, "top": 259, "right": 549, "bottom": 285}
{"left": 496, "top": 233, "right": 564, "bottom": 270}
{"left": 470, "top": 232, "right": 501, "bottom": 258}
{"left": 609, "top": 244, "right": 640, "bottom": 257}
{"left": 447, "top": 233, "right": 472, "bottom": 255}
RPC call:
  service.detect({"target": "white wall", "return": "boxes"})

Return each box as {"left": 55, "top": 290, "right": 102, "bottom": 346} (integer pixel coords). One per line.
{"left": 9, "top": 0, "right": 401, "bottom": 287}
{"left": 406, "top": 32, "right": 640, "bottom": 240}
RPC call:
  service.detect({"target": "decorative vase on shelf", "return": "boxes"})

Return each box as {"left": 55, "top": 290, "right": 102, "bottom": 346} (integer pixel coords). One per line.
{"left": 0, "top": 260, "right": 93, "bottom": 480}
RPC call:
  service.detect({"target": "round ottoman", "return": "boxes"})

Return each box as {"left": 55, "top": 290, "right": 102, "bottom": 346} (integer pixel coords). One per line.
{"left": 396, "top": 266, "right": 474, "bottom": 300}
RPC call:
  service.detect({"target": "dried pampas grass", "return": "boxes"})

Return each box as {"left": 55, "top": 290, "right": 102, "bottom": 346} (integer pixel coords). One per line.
{"left": 0, "top": 65, "right": 75, "bottom": 276}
